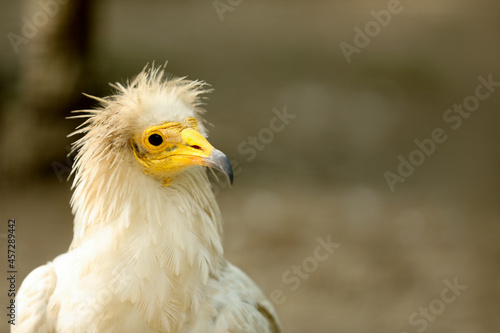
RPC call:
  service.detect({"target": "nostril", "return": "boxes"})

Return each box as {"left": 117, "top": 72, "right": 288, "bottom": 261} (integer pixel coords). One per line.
{"left": 191, "top": 145, "right": 202, "bottom": 150}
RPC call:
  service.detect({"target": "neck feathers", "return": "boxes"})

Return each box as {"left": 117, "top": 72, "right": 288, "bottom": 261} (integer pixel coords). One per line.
{"left": 69, "top": 151, "right": 224, "bottom": 328}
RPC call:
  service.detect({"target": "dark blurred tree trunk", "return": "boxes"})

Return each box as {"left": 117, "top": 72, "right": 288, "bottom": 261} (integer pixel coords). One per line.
{"left": 2, "top": 0, "right": 94, "bottom": 182}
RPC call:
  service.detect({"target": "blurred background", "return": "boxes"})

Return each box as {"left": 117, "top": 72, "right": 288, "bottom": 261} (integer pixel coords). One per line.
{"left": 1, "top": 0, "right": 499, "bottom": 332}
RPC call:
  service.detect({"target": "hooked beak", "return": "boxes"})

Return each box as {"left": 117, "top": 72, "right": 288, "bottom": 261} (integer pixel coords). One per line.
{"left": 203, "top": 149, "right": 234, "bottom": 186}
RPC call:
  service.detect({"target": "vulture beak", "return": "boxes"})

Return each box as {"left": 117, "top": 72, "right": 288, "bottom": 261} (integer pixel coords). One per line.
{"left": 205, "top": 149, "right": 234, "bottom": 186}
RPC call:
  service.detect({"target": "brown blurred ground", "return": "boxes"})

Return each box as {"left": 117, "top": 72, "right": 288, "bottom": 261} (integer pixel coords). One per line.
{"left": 1, "top": 1, "right": 500, "bottom": 332}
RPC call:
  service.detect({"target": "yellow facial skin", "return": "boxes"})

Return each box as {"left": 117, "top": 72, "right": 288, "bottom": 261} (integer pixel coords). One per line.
{"left": 131, "top": 118, "right": 233, "bottom": 186}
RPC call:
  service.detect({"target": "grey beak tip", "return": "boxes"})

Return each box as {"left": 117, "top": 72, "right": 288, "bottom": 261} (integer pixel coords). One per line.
{"left": 207, "top": 149, "right": 234, "bottom": 188}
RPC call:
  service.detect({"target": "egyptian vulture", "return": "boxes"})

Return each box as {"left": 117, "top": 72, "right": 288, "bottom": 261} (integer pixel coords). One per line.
{"left": 15, "top": 65, "right": 281, "bottom": 333}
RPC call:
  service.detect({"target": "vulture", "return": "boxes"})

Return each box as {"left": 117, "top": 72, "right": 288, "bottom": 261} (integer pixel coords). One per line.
{"left": 14, "top": 65, "right": 281, "bottom": 333}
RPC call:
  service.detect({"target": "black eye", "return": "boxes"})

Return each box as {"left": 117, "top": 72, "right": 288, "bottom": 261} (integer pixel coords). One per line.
{"left": 148, "top": 134, "right": 163, "bottom": 146}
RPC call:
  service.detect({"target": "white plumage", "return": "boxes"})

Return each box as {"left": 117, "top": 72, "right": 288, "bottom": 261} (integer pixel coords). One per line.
{"left": 14, "top": 65, "right": 280, "bottom": 333}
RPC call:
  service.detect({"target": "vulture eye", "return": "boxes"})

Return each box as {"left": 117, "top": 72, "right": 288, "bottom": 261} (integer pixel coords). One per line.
{"left": 148, "top": 134, "right": 164, "bottom": 146}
